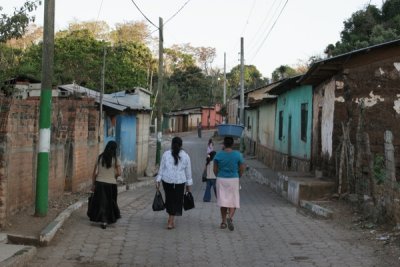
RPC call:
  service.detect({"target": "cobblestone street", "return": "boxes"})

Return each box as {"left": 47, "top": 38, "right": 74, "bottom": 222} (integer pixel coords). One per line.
{"left": 29, "top": 132, "right": 397, "bottom": 266}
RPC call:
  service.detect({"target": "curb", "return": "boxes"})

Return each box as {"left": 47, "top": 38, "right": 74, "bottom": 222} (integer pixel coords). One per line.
{"left": 0, "top": 245, "right": 36, "bottom": 267}
{"left": 300, "top": 200, "right": 333, "bottom": 219}
{"left": 247, "top": 166, "right": 334, "bottom": 219}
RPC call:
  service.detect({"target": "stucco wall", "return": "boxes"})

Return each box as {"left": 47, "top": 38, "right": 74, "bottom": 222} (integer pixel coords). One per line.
{"left": 258, "top": 103, "right": 276, "bottom": 149}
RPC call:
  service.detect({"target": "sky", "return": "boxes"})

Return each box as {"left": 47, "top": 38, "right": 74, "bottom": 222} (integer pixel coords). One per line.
{"left": 3, "top": 0, "right": 384, "bottom": 78}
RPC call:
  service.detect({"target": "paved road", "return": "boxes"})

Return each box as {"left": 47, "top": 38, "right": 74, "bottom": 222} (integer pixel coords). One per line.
{"left": 30, "top": 132, "right": 390, "bottom": 266}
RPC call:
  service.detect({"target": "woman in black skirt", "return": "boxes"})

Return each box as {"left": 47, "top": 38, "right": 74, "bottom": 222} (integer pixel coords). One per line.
{"left": 156, "top": 137, "right": 193, "bottom": 229}
{"left": 88, "top": 140, "right": 121, "bottom": 229}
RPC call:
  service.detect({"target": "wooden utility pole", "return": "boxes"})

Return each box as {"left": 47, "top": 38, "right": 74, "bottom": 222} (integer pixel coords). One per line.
{"left": 239, "top": 37, "right": 245, "bottom": 152}
{"left": 35, "top": 0, "right": 55, "bottom": 216}
{"left": 239, "top": 37, "right": 245, "bottom": 125}
{"left": 223, "top": 52, "right": 226, "bottom": 105}
{"left": 99, "top": 46, "right": 106, "bottom": 142}
{"left": 156, "top": 17, "right": 164, "bottom": 165}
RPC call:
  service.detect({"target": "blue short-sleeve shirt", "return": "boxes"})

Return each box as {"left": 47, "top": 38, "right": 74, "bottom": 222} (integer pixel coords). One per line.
{"left": 214, "top": 150, "right": 244, "bottom": 178}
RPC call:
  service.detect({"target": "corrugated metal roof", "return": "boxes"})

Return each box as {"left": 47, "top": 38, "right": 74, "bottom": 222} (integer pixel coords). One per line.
{"left": 58, "top": 84, "right": 151, "bottom": 111}
{"left": 299, "top": 38, "right": 400, "bottom": 85}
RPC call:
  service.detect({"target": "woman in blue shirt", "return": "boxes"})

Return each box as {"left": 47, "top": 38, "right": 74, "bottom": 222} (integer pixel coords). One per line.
{"left": 156, "top": 137, "right": 193, "bottom": 229}
{"left": 213, "top": 136, "right": 245, "bottom": 231}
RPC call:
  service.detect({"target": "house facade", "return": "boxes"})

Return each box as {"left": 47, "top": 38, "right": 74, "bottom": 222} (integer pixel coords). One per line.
{"left": 167, "top": 105, "right": 222, "bottom": 133}
{"left": 299, "top": 39, "right": 400, "bottom": 222}
{"left": 59, "top": 85, "right": 152, "bottom": 180}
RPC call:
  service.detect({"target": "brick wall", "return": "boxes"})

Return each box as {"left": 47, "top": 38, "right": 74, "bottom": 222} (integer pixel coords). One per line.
{"left": 0, "top": 97, "right": 99, "bottom": 227}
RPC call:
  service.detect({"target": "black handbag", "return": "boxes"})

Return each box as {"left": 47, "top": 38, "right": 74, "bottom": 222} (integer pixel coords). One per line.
{"left": 152, "top": 190, "right": 165, "bottom": 211}
{"left": 87, "top": 193, "right": 94, "bottom": 217}
{"left": 183, "top": 191, "right": 195, "bottom": 211}
{"left": 202, "top": 168, "right": 207, "bottom": 182}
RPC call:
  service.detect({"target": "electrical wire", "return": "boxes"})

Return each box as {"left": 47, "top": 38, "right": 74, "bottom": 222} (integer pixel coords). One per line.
{"left": 165, "top": 0, "right": 192, "bottom": 25}
{"left": 142, "top": 0, "right": 192, "bottom": 41}
{"left": 129, "top": 0, "right": 158, "bottom": 29}
{"left": 249, "top": 0, "right": 289, "bottom": 62}
{"left": 240, "top": 0, "right": 257, "bottom": 36}
{"left": 247, "top": 0, "right": 282, "bottom": 54}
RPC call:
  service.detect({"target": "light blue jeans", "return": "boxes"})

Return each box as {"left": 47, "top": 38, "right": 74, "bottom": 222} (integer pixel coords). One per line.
{"left": 203, "top": 179, "right": 217, "bottom": 202}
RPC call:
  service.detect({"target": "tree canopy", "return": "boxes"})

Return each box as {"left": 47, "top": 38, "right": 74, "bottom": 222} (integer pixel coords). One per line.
{"left": 325, "top": 0, "right": 400, "bottom": 56}
{"left": 0, "top": 0, "right": 41, "bottom": 43}
{"left": 227, "top": 64, "right": 267, "bottom": 94}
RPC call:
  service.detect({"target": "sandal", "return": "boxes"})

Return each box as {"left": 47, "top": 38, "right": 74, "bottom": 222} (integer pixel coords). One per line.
{"left": 227, "top": 218, "right": 234, "bottom": 231}
{"left": 220, "top": 222, "right": 227, "bottom": 229}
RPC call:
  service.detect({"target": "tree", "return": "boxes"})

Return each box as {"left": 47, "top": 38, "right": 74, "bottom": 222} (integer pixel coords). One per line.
{"left": 0, "top": 0, "right": 41, "bottom": 43}
{"left": 67, "top": 21, "right": 110, "bottom": 42}
{"left": 195, "top": 46, "right": 216, "bottom": 75}
{"left": 18, "top": 29, "right": 153, "bottom": 90}
{"left": 6, "top": 24, "right": 43, "bottom": 49}
{"left": 106, "top": 42, "right": 153, "bottom": 91}
{"left": 227, "top": 64, "right": 267, "bottom": 93}
{"left": 271, "top": 65, "right": 298, "bottom": 82}
{"left": 166, "top": 65, "right": 209, "bottom": 109}
{"left": 0, "top": 43, "right": 23, "bottom": 86}
{"left": 110, "top": 21, "right": 152, "bottom": 45}
{"left": 325, "top": 0, "right": 400, "bottom": 56}
{"left": 164, "top": 46, "right": 196, "bottom": 76}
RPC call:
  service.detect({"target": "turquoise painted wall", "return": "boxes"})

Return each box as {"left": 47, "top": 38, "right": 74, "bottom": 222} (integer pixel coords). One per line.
{"left": 274, "top": 85, "right": 312, "bottom": 159}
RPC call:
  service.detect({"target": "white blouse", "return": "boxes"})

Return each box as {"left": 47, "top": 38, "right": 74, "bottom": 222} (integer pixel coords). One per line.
{"left": 156, "top": 150, "right": 193, "bottom": 186}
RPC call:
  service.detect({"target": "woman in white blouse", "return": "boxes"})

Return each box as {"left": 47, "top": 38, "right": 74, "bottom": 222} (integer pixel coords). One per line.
{"left": 156, "top": 137, "right": 193, "bottom": 229}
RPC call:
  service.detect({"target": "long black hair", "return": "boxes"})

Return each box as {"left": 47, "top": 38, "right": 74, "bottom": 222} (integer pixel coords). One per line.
{"left": 206, "top": 151, "right": 216, "bottom": 165}
{"left": 171, "top": 136, "right": 182, "bottom": 165}
{"left": 100, "top": 140, "right": 117, "bottom": 168}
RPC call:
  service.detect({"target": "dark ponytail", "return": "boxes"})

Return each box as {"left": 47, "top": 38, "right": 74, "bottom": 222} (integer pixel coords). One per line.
{"left": 100, "top": 140, "right": 117, "bottom": 168}
{"left": 206, "top": 151, "right": 216, "bottom": 166}
{"left": 171, "top": 137, "right": 182, "bottom": 165}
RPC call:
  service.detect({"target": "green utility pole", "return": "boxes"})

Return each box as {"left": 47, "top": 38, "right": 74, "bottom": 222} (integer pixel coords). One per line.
{"left": 156, "top": 17, "right": 164, "bottom": 165}
{"left": 35, "top": 0, "right": 55, "bottom": 217}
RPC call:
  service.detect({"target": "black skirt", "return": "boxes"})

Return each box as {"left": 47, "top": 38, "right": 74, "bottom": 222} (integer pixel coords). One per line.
{"left": 88, "top": 181, "right": 121, "bottom": 224}
{"left": 162, "top": 180, "right": 185, "bottom": 216}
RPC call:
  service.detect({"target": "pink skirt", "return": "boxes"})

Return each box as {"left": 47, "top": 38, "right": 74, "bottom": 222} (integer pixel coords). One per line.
{"left": 216, "top": 178, "right": 240, "bottom": 208}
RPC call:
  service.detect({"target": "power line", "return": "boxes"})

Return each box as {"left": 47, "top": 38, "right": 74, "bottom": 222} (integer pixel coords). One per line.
{"left": 141, "top": 0, "right": 192, "bottom": 41}
{"left": 129, "top": 0, "right": 158, "bottom": 29}
{"left": 96, "top": 0, "right": 104, "bottom": 22}
{"left": 249, "top": 0, "right": 289, "bottom": 62}
{"left": 247, "top": 0, "right": 282, "bottom": 54}
{"left": 165, "top": 0, "right": 192, "bottom": 25}
{"left": 240, "top": 0, "right": 257, "bottom": 36}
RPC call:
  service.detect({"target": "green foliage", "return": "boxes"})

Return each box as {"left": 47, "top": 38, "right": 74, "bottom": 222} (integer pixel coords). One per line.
{"left": 373, "top": 155, "right": 386, "bottom": 185}
{"left": 106, "top": 42, "right": 152, "bottom": 91}
{"left": 326, "top": 0, "right": 400, "bottom": 56}
{"left": 227, "top": 65, "right": 266, "bottom": 94}
{"left": 271, "top": 65, "right": 299, "bottom": 82}
{"left": 164, "top": 47, "right": 196, "bottom": 76}
{"left": 17, "top": 29, "right": 153, "bottom": 90}
{"left": 0, "top": 0, "right": 41, "bottom": 43}
{"left": 166, "top": 65, "right": 209, "bottom": 108}
{"left": 0, "top": 43, "right": 23, "bottom": 88}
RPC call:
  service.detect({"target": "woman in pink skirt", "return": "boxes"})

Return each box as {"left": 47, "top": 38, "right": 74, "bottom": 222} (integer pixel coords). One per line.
{"left": 213, "top": 136, "right": 245, "bottom": 231}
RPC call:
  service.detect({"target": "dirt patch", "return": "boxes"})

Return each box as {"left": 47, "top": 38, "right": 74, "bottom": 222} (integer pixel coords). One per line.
{"left": 315, "top": 198, "right": 400, "bottom": 265}
{"left": 3, "top": 192, "right": 89, "bottom": 238}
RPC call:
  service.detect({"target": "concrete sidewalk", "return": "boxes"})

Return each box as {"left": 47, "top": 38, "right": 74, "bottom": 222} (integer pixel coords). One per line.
{"left": 0, "top": 177, "right": 154, "bottom": 267}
